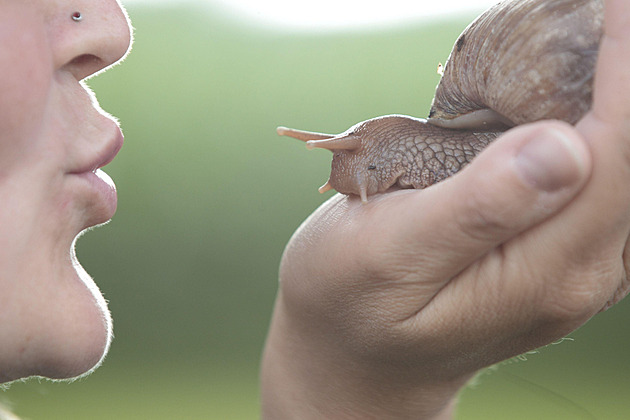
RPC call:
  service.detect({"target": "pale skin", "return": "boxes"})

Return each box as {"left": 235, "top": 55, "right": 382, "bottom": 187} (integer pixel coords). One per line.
{"left": 261, "top": 0, "right": 630, "bottom": 418}
{"left": 0, "top": 1, "right": 131, "bottom": 383}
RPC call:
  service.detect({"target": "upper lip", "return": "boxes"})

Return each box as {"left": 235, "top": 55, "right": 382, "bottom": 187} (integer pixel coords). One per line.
{"left": 70, "top": 125, "right": 124, "bottom": 174}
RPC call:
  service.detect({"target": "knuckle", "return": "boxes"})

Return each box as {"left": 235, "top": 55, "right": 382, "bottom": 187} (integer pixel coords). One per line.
{"left": 539, "top": 262, "right": 625, "bottom": 324}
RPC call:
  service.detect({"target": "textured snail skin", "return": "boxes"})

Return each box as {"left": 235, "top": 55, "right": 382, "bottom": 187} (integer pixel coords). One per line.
{"left": 278, "top": 0, "right": 603, "bottom": 203}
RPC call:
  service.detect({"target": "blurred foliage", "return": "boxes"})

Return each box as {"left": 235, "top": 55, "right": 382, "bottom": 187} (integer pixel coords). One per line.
{"left": 2, "top": 2, "right": 629, "bottom": 419}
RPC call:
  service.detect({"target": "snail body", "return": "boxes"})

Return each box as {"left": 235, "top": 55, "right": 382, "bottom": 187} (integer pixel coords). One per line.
{"left": 278, "top": 0, "right": 604, "bottom": 203}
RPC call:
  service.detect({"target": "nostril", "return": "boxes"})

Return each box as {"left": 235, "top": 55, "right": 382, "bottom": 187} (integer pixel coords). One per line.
{"left": 71, "top": 54, "right": 100, "bottom": 66}
{"left": 68, "top": 54, "right": 104, "bottom": 80}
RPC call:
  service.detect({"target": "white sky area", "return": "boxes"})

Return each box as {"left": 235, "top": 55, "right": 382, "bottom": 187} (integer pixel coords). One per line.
{"left": 123, "top": 0, "right": 499, "bottom": 29}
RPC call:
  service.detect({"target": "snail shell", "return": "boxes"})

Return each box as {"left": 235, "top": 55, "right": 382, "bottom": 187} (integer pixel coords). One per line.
{"left": 278, "top": 0, "right": 604, "bottom": 202}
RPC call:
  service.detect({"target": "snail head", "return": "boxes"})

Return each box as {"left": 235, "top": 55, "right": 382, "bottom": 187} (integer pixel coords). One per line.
{"left": 278, "top": 115, "right": 422, "bottom": 202}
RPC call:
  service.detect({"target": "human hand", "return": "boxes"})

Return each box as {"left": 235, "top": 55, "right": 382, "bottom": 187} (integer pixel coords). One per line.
{"left": 261, "top": 1, "right": 630, "bottom": 418}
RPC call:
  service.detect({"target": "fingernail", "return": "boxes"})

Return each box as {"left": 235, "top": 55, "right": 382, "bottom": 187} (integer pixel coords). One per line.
{"left": 515, "top": 128, "right": 586, "bottom": 192}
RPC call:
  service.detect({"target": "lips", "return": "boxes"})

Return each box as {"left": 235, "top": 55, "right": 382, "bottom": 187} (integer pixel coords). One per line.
{"left": 69, "top": 125, "right": 124, "bottom": 175}
{"left": 66, "top": 123, "right": 124, "bottom": 226}
{"left": 93, "top": 126, "right": 124, "bottom": 172}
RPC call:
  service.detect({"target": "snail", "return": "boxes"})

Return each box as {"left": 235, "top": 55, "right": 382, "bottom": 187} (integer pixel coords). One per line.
{"left": 277, "top": 0, "right": 604, "bottom": 203}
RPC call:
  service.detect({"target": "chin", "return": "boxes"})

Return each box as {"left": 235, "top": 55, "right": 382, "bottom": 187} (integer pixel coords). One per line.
{"left": 1, "top": 250, "right": 113, "bottom": 385}
{"left": 42, "top": 204, "right": 115, "bottom": 381}
{"left": 53, "top": 246, "right": 114, "bottom": 381}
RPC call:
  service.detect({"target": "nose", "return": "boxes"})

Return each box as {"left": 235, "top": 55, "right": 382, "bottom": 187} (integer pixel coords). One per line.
{"left": 54, "top": 1, "right": 132, "bottom": 81}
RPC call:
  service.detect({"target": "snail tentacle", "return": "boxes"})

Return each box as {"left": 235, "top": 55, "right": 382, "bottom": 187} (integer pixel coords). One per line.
{"left": 276, "top": 127, "right": 334, "bottom": 141}
{"left": 306, "top": 135, "right": 361, "bottom": 152}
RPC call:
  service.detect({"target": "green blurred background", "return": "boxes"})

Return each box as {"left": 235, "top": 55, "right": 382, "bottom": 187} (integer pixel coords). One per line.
{"left": 2, "top": 2, "right": 629, "bottom": 419}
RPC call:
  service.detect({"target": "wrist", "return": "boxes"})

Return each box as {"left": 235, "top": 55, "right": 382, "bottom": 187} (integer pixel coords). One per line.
{"left": 261, "top": 294, "right": 471, "bottom": 420}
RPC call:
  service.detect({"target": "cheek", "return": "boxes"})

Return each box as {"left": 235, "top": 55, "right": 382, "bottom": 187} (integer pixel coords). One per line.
{"left": 0, "top": 10, "right": 53, "bottom": 169}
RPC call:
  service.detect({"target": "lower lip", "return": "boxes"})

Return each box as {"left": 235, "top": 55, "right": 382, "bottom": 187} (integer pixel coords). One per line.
{"left": 73, "top": 169, "right": 118, "bottom": 223}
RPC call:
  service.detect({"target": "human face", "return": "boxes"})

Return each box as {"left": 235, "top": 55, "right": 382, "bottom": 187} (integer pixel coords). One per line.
{"left": 0, "top": 0, "right": 131, "bottom": 382}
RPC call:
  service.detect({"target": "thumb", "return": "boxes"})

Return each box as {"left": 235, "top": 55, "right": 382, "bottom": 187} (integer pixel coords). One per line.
{"left": 376, "top": 121, "right": 592, "bottom": 282}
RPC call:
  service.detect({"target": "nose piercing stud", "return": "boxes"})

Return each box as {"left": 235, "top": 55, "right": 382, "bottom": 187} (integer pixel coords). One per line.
{"left": 71, "top": 12, "right": 83, "bottom": 22}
